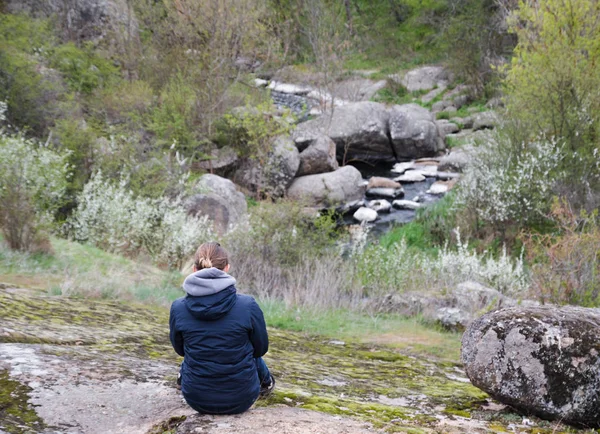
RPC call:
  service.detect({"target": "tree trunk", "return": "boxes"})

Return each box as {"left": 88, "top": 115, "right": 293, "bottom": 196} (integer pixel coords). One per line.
{"left": 343, "top": 0, "right": 354, "bottom": 34}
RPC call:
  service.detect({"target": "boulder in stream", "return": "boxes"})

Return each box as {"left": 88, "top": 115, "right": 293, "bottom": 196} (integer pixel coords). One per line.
{"left": 365, "top": 187, "right": 404, "bottom": 199}
{"left": 367, "top": 177, "right": 402, "bottom": 190}
{"left": 367, "top": 199, "right": 392, "bottom": 213}
{"left": 394, "top": 171, "right": 426, "bottom": 183}
{"left": 292, "top": 102, "right": 394, "bottom": 162}
{"left": 353, "top": 207, "right": 378, "bottom": 222}
{"left": 392, "top": 200, "right": 421, "bottom": 210}
{"left": 388, "top": 104, "right": 445, "bottom": 159}
{"left": 462, "top": 306, "right": 600, "bottom": 427}
{"left": 287, "top": 165, "right": 365, "bottom": 207}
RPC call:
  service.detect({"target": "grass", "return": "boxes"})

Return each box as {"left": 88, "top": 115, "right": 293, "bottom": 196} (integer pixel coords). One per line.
{"left": 261, "top": 299, "right": 462, "bottom": 362}
{"left": 380, "top": 193, "right": 457, "bottom": 251}
{"left": 0, "top": 236, "right": 462, "bottom": 362}
{"left": 0, "top": 236, "right": 184, "bottom": 304}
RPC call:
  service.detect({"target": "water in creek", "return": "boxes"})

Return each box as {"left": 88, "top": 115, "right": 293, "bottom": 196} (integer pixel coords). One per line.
{"left": 344, "top": 161, "right": 443, "bottom": 238}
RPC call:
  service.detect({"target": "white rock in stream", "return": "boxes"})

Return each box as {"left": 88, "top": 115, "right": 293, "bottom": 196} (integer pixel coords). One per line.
{"left": 394, "top": 171, "right": 426, "bottom": 183}
{"left": 367, "top": 199, "right": 392, "bottom": 213}
{"left": 413, "top": 165, "right": 438, "bottom": 176}
{"left": 393, "top": 200, "right": 421, "bottom": 210}
{"left": 391, "top": 162, "right": 414, "bottom": 174}
{"left": 427, "top": 182, "right": 450, "bottom": 195}
{"left": 353, "top": 207, "right": 378, "bottom": 222}
{"left": 268, "top": 81, "right": 311, "bottom": 95}
{"left": 254, "top": 78, "right": 268, "bottom": 87}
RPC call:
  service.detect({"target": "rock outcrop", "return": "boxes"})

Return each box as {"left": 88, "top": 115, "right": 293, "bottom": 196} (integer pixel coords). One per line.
{"left": 287, "top": 165, "right": 365, "bottom": 207}
{"left": 462, "top": 306, "right": 600, "bottom": 427}
{"left": 186, "top": 174, "right": 247, "bottom": 234}
{"left": 388, "top": 104, "right": 444, "bottom": 159}
{"left": 292, "top": 102, "right": 394, "bottom": 162}
{"left": 400, "top": 66, "right": 451, "bottom": 93}
{"left": 6, "top": 0, "right": 138, "bottom": 44}
{"left": 0, "top": 285, "right": 500, "bottom": 434}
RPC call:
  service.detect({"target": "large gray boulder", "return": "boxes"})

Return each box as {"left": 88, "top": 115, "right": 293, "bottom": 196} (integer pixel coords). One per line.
{"left": 186, "top": 174, "right": 248, "bottom": 234}
{"left": 438, "top": 145, "right": 476, "bottom": 172}
{"left": 472, "top": 112, "right": 498, "bottom": 131}
{"left": 287, "top": 165, "right": 365, "bottom": 207}
{"left": 462, "top": 306, "right": 600, "bottom": 427}
{"left": 191, "top": 146, "right": 238, "bottom": 176}
{"left": 234, "top": 136, "right": 300, "bottom": 198}
{"left": 400, "top": 66, "right": 451, "bottom": 92}
{"left": 389, "top": 104, "right": 445, "bottom": 159}
{"left": 292, "top": 102, "right": 394, "bottom": 162}
{"left": 297, "top": 135, "right": 339, "bottom": 176}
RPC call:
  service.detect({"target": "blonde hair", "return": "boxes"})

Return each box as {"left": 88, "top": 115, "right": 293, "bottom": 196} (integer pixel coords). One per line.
{"left": 194, "top": 242, "right": 229, "bottom": 271}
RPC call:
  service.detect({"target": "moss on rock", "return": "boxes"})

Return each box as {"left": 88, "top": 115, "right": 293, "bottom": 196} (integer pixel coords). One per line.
{"left": 0, "top": 370, "right": 46, "bottom": 433}
{"left": 1, "top": 288, "right": 595, "bottom": 433}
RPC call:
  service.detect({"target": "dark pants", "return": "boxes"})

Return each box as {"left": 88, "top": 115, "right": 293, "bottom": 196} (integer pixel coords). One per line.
{"left": 256, "top": 357, "right": 271, "bottom": 386}
{"left": 182, "top": 357, "right": 272, "bottom": 415}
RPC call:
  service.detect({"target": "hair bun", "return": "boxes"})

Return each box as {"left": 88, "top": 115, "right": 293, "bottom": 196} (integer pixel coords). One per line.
{"left": 199, "top": 257, "right": 212, "bottom": 269}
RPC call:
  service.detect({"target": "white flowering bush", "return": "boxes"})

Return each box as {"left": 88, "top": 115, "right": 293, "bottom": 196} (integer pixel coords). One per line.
{"left": 454, "top": 134, "right": 563, "bottom": 226}
{"left": 0, "top": 134, "right": 70, "bottom": 251}
{"left": 425, "top": 228, "right": 529, "bottom": 296}
{"left": 353, "top": 228, "right": 529, "bottom": 297}
{"left": 67, "top": 173, "right": 214, "bottom": 268}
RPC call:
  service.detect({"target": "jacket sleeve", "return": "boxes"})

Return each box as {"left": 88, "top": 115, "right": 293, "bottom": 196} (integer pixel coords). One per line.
{"left": 169, "top": 303, "right": 185, "bottom": 357}
{"left": 249, "top": 299, "right": 269, "bottom": 358}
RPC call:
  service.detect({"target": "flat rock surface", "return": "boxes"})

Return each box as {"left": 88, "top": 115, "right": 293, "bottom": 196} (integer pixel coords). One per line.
{"left": 0, "top": 286, "right": 593, "bottom": 434}
{"left": 177, "top": 408, "right": 376, "bottom": 433}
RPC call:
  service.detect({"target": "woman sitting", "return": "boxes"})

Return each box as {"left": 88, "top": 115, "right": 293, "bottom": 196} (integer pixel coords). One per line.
{"left": 169, "top": 242, "right": 275, "bottom": 414}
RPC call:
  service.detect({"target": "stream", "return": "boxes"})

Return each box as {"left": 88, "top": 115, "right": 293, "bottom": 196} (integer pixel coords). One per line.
{"left": 270, "top": 86, "right": 447, "bottom": 237}
{"left": 345, "top": 161, "right": 443, "bottom": 238}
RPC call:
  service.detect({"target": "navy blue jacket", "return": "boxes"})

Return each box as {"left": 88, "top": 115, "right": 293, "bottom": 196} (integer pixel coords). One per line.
{"left": 169, "top": 268, "right": 269, "bottom": 414}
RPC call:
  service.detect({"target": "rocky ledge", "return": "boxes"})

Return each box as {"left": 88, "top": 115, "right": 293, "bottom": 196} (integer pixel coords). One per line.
{"left": 0, "top": 286, "right": 591, "bottom": 434}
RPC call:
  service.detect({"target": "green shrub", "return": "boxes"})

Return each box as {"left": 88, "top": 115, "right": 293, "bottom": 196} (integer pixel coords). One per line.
{"left": 371, "top": 81, "right": 412, "bottom": 105}
{"left": 67, "top": 172, "right": 215, "bottom": 269}
{"left": 503, "top": 0, "right": 600, "bottom": 211}
{"left": 504, "top": 0, "right": 600, "bottom": 149}
{"left": 53, "top": 118, "right": 98, "bottom": 194}
{"left": 148, "top": 73, "right": 201, "bottom": 155}
{"left": 381, "top": 193, "right": 457, "bottom": 250}
{"left": 49, "top": 43, "right": 118, "bottom": 94}
{"left": 225, "top": 200, "right": 343, "bottom": 268}
{"left": 441, "top": 0, "right": 510, "bottom": 95}
{"left": 0, "top": 14, "right": 58, "bottom": 134}
{"left": 99, "top": 79, "right": 154, "bottom": 125}
{"left": 214, "top": 102, "right": 294, "bottom": 160}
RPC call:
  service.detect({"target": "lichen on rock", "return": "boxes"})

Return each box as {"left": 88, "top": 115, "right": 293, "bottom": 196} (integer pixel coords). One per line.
{"left": 462, "top": 306, "right": 600, "bottom": 428}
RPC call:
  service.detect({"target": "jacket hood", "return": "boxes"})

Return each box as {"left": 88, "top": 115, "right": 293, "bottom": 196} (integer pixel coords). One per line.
{"left": 182, "top": 268, "right": 237, "bottom": 296}
{"left": 185, "top": 287, "right": 237, "bottom": 321}
{"left": 182, "top": 268, "right": 238, "bottom": 321}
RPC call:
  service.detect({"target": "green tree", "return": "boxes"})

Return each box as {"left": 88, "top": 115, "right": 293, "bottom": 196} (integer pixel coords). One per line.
{"left": 505, "top": 0, "right": 600, "bottom": 149}
{"left": 504, "top": 0, "right": 600, "bottom": 211}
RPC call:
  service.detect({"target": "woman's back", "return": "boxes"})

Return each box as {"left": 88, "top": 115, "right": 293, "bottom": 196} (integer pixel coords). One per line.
{"left": 169, "top": 267, "right": 268, "bottom": 414}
